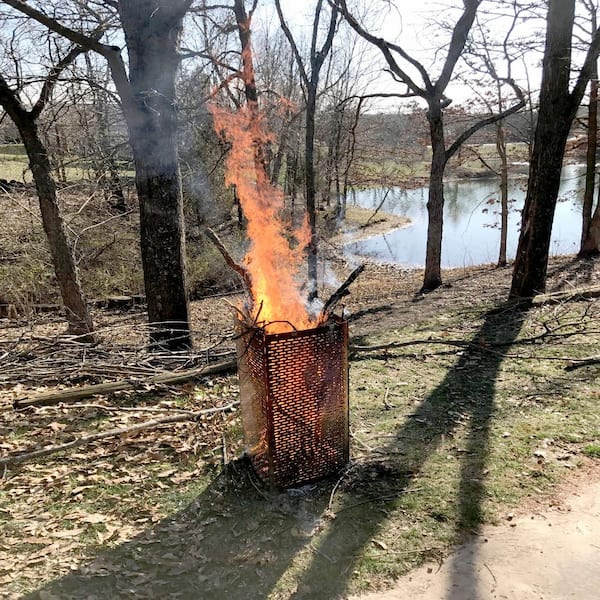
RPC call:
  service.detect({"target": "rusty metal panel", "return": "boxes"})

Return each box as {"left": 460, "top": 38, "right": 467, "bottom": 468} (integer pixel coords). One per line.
{"left": 236, "top": 318, "right": 349, "bottom": 487}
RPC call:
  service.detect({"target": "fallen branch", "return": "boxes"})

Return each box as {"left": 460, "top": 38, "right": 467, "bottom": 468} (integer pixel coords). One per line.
{"left": 320, "top": 264, "right": 365, "bottom": 321}
{"left": 0, "top": 401, "right": 239, "bottom": 467}
{"left": 34, "top": 403, "right": 204, "bottom": 416}
{"left": 565, "top": 355, "right": 600, "bottom": 371}
{"left": 14, "top": 359, "right": 237, "bottom": 409}
{"left": 531, "top": 285, "right": 600, "bottom": 307}
{"left": 204, "top": 227, "right": 253, "bottom": 297}
{"left": 363, "top": 187, "right": 392, "bottom": 228}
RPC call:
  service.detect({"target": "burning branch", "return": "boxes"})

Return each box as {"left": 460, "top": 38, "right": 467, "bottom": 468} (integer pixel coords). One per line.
{"left": 204, "top": 227, "right": 253, "bottom": 297}
{"left": 320, "top": 264, "right": 365, "bottom": 322}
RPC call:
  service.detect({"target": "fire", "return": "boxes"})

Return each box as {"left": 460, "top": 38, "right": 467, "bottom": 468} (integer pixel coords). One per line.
{"left": 209, "top": 103, "right": 318, "bottom": 334}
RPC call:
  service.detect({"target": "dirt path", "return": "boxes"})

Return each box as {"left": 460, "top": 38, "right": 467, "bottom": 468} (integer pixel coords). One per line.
{"left": 352, "top": 468, "right": 600, "bottom": 600}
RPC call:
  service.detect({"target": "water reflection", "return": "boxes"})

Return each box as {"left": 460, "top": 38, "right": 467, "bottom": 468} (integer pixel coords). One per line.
{"left": 345, "top": 164, "right": 585, "bottom": 268}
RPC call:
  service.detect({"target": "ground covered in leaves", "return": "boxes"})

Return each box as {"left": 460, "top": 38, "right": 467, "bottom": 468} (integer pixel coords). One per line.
{"left": 1, "top": 253, "right": 600, "bottom": 599}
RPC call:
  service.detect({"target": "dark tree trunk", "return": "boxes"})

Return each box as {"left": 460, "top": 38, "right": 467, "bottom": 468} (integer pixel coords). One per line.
{"left": 510, "top": 0, "right": 590, "bottom": 296}
{"left": 0, "top": 84, "right": 94, "bottom": 339}
{"left": 422, "top": 103, "right": 446, "bottom": 292}
{"left": 305, "top": 85, "right": 318, "bottom": 299}
{"left": 117, "top": 0, "right": 190, "bottom": 349}
{"left": 580, "top": 75, "right": 599, "bottom": 256}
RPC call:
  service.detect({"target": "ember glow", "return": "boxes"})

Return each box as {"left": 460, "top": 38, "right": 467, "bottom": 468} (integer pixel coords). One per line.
{"left": 209, "top": 102, "right": 318, "bottom": 333}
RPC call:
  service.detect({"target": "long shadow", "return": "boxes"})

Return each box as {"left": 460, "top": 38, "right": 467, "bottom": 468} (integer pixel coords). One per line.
{"left": 27, "top": 301, "right": 527, "bottom": 600}
{"left": 292, "top": 300, "right": 528, "bottom": 599}
{"left": 25, "top": 458, "right": 333, "bottom": 600}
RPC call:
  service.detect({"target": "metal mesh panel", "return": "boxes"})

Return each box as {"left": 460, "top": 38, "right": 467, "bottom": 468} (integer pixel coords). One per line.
{"left": 236, "top": 318, "right": 349, "bottom": 487}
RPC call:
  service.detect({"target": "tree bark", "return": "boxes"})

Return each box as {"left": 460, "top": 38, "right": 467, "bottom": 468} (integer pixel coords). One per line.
{"left": 305, "top": 84, "right": 318, "bottom": 298}
{"left": 117, "top": 0, "right": 191, "bottom": 348}
{"left": 0, "top": 76, "right": 94, "bottom": 339}
{"left": 511, "top": 0, "right": 600, "bottom": 296}
{"left": 497, "top": 120, "right": 509, "bottom": 267}
{"left": 580, "top": 77, "right": 598, "bottom": 254}
{"left": 422, "top": 103, "right": 446, "bottom": 291}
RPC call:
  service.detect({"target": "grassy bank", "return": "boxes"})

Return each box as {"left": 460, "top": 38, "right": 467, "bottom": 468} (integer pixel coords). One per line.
{"left": 1, "top": 257, "right": 599, "bottom": 598}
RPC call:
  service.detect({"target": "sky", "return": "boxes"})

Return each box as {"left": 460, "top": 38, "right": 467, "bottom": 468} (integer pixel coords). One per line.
{"left": 252, "top": 0, "right": 548, "bottom": 112}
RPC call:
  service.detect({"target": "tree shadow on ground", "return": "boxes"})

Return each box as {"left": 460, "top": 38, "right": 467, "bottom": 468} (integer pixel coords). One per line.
{"left": 24, "top": 457, "right": 335, "bottom": 600}
{"left": 291, "top": 300, "right": 528, "bottom": 599}
{"left": 546, "top": 255, "right": 597, "bottom": 290}
{"left": 27, "top": 302, "right": 528, "bottom": 600}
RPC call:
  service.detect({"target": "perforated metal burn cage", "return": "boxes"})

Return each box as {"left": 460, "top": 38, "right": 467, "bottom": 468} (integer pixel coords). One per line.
{"left": 236, "top": 317, "right": 349, "bottom": 487}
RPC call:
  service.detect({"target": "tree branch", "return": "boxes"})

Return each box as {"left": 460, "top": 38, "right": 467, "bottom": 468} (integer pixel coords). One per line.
{"left": 446, "top": 96, "right": 526, "bottom": 161}
{"left": 1, "top": 0, "right": 135, "bottom": 112}
{"left": 331, "top": 0, "right": 427, "bottom": 97}
{"left": 1, "top": 401, "right": 239, "bottom": 467}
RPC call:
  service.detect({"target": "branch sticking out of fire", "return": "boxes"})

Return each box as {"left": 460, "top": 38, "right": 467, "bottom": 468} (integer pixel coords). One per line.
{"left": 205, "top": 226, "right": 365, "bottom": 330}
{"left": 319, "top": 264, "right": 365, "bottom": 322}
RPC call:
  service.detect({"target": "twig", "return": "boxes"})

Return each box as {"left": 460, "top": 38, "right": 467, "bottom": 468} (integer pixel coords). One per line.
{"left": 0, "top": 401, "right": 239, "bottom": 467}
{"left": 320, "top": 264, "right": 365, "bottom": 321}
{"left": 565, "top": 355, "right": 600, "bottom": 370}
{"left": 222, "top": 432, "right": 228, "bottom": 467}
{"left": 484, "top": 561, "right": 497, "bottom": 591}
{"left": 204, "top": 227, "right": 253, "bottom": 296}
{"left": 336, "top": 487, "right": 423, "bottom": 513}
{"left": 531, "top": 285, "right": 600, "bottom": 306}
{"left": 14, "top": 359, "right": 237, "bottom": 408}
{"left": 328, "top": 464, "right": 354, "bottom": 511}
{"left": 34, "top": 403, "right": 204, "bottom": 417}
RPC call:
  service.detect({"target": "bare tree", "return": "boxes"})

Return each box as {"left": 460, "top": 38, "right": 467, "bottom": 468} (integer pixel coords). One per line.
{"left": 0, "top": 40, "right": 94, "bottom": 338}
{"left": 334, "top": 0, "right": 525, "bottom": 292}
{"left": 579, "top": 0, "right": 600, "bottom": 256}
{"left": 460, "top": 3, "right": 532, "bottom": 267}
{"left": 275, "top": 0, "right": 338, "bottom": 299}
{"left": 511, "top": 0, "right": 600, "bottom": 296}
{"left": 2, "top": 0, "right": 193, "bottom": 349}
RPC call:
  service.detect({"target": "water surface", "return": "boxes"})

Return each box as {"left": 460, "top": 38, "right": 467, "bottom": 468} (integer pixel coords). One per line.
{"left": 345, "top": 165, "right": 585, "bottom": 268}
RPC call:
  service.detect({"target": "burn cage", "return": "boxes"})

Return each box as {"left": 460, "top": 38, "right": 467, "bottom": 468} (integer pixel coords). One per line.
{"left": 236, "top": 316, "right": 349, "bottom": 487}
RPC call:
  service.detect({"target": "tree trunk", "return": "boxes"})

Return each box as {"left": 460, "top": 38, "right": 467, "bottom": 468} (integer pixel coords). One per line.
{"left": 117, "top": 0, "right": 190, "bottom": 349}
{"left": 510, "top": 0, "right": 577, "bottom": 297}
{"left": 580, "top": 75, "right": 599, "bottom": 255}
{"left": 497, "top": 120, "right": 509, "bottom": 267}
{"left": 422, "top": 103, "right": 446, "bottom": 292}
{"left": 582, "top": 205, "right": 600, "bottom": 254}
{"left": 20, "top": 120, "right": 94, "bottom": 338}
{"left": 305, "top": 86, "right": 318, "bottom": 299}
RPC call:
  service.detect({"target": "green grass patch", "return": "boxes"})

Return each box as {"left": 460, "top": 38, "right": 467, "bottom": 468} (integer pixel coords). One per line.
{"left": 583, "top": 443, "right": 600, "bottom": 458}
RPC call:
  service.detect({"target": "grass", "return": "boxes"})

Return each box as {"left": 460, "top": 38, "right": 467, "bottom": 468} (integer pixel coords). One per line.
{"left": 0, "top": 144, "right": 134, "bottom": 183}
{"left": 4, "top": 281, "right": 599, "bottom": 599}
{"left": 351, "top": 141, "right": 531, "bottom": 187}
{"left": 583, "top": 443, "right": 600, "bottom": 458}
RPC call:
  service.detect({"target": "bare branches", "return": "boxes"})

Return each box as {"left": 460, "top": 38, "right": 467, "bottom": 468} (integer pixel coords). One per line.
{"left": 445, "top": 93, "right": 526, "bottom": 160}
{"left": 14, "top": 359, "right": 237, "bottom": 408}
{"left": 1, "top": 0, "right": 135, "bottom": 111}
{"left": 331, "top": 0, "right": 426, "bottom": 97}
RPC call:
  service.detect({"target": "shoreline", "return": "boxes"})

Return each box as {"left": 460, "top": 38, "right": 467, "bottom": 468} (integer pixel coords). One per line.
{"left": 329, "top": 205, "right": 411, "bottom": 244}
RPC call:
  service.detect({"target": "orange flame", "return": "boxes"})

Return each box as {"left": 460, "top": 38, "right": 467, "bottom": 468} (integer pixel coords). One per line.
{"left": 209, "top": 103, "right": 318, "bottom": 334}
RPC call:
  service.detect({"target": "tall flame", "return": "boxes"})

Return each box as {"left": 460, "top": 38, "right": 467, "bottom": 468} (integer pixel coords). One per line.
{"left": 209, "top": 102, "right": 318, "bottom": 334}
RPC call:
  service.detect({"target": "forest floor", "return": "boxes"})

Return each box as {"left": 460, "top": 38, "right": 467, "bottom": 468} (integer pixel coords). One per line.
{"left": 1, "top": 229, "right": 600, "bottom": 598}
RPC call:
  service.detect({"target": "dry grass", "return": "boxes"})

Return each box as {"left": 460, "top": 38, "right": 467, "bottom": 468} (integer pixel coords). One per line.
{"left": 1, "top": 256, "right": 599, "bottom": 599}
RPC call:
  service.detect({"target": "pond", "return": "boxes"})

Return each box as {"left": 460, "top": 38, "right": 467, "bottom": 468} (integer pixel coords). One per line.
{"left": 344, "top": 164, "right": 586, "bottom": 268}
